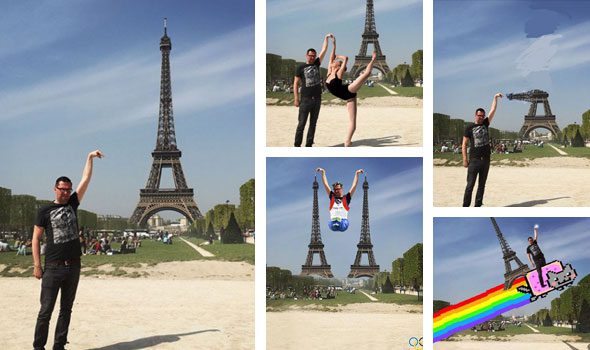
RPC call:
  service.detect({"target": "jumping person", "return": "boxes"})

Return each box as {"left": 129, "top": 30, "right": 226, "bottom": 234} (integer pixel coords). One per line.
{"left": 293, "top": 34, "right": 331, "bottom": 147}
{"left": 32, "top": 150, "right": 103, "bottom": 350}
{"left": 527, "top": 224, "right": 547, "bottom": 287}
{"left": 462, "top": 93, "right": 503, "bottom": 206}
{"left": 316, "top": 167, "right": 364, "bottom": 231}
{"left": 325, "top": 34, "right": 377, "bottom": 147}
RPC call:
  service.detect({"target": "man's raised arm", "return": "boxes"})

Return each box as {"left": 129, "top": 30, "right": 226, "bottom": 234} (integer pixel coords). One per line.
{"left": 349, "top": 169, "right": 364, "bottom": 197}
{"left": 316, "top": 168, "right": 331, "bottom": 196}
{"left": 76, "top": 150, "right": 104, "bottom": 203}
{"left": 488, "top": 93, "right": 503, "bottom": 124}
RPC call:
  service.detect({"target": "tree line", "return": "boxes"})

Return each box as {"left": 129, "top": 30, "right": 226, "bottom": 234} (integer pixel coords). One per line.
{"left": 369, "top": 243, "right": 423, "bottom": 294}
{"left": 433, "top": 113, "right": 520, "bottom": 145}
{"left": 267, "top": 49, "right": 423, "bottom": 88}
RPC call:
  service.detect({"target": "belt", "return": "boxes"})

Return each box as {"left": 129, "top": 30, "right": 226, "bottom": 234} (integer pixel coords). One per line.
{"left": 45, "top": 259, "right": 81, "bottom": 266}
{"left": 470, "top": 155, "right": 490, "bottom": 160}
{"left": 301, "top": 95, "right": 320, "bottom": 100}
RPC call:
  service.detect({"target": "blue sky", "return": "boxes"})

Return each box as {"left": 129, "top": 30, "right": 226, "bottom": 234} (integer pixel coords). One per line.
{"left": 0, "top": 1, "right": 254, "bottom": 219}
{"left": 267, "top": 0, "right": 422, "bottom": 71}
{"left": 267, "top": 157, "right": 423, "bottom": 278}
{"left": 434, "top": 217, "right": 590, "bottom": 317}
{"left": 435, "top": 0, "right": 590, "bottom": 132}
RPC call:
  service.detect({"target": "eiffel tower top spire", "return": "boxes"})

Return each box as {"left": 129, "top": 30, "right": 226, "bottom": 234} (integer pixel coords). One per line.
{"left": 360, "top": 176, "right": 371, "bottom": 244}
{"left": 155, "top": 18, "right": 177, "bottom": 154}
{"left": 310, "top": 175, "right": 322, "bottom": 244}
{"left": 363, "top": 0, "right": 378, "bottom": 35}
{"left": 491, "top": 217, "right": 515, "bottom": 258}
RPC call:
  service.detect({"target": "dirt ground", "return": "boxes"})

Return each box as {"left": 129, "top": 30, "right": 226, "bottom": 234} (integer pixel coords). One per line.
{"left": 266, "top": 96, "right": 423, "bottom": 147}
{"left": 434, "top": 157, "right": 590, "bottom": 207}
{"left": 0, "top": 260, "right": 254, "bottom": 350}
{"left": 434, "top": 334, "right": 590, "bottom": 350}
{"left": 266, "top": 303, "right": 422, "bottom": 349}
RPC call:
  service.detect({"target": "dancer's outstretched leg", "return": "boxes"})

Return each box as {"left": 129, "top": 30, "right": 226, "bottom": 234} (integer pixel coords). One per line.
{"left": 345, "top": 99, "right": 357, "bottom": 147}
{"left": 348, "top": 51, "right": 377, "bottom": 93}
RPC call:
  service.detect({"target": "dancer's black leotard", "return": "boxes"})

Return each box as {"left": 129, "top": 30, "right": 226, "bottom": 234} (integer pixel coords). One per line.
{"left": 326, "top": 75, "right": 357, "bottom": 100}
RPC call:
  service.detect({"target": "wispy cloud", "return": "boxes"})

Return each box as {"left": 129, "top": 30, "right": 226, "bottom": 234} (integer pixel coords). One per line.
{"left": 267, "top": 0, "right": 420, "bottom": 22}
{"left": 0, "top": 25, "right": 254, "bottom": 136}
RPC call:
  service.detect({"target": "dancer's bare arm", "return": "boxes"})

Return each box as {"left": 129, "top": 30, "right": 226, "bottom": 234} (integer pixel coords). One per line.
{"left": 318, "top": 33, "right": 332, "bottom": 64}
{"left": 32, "top": 226, "right": 44, "bottom": 279}
{"left": 462, "top": 136, "right": 469, "bottom": 167}
{"left": 327, "top": 36, "right": 336, "bottom": 76}
{"left": 294, "top": 76, "right": 301, "bottom": 107}
{"left": 349, "top": 169, "right": 364, "bottom": 197}
{"left": 336, "top": 55, "right": 348, "bottom": 78}
{"left": 488, "top": 93, "right": 503, "bottom": 124}
{"left": 77, "top": 150, "right": 103, "bottom": 203}
{"left": 316, "top": 168, "right": 331, "bottom": 195}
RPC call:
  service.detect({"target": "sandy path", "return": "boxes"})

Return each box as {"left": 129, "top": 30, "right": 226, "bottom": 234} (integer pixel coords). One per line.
{"left": 435, "top": 334, "right": 589, "bottom": 350}
{"left": 178, "top": 237, "right": 215, "bottom": 257}
{"left": 434, "top": 157, "right": 590, "bottom": 207}
{"left": 266, "top": 96, "right": 422, "bottom": 147}
{"left": 1, "top": 261, "right": 253, "bottom": 350}
{"left": 267, "top": 304, "right": 422, "bottom": 349}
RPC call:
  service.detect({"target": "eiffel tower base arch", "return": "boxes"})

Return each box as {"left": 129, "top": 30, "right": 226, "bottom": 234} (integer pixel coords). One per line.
{"left": 519, "top": 116, "right": 561, "bottom": 139}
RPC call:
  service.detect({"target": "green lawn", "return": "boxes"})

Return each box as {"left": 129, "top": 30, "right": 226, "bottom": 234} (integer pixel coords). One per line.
{"left": 184, "top": 237, "right": 254, "bottom": 265}
{"left": 392, "top": 86, "right": 423, "bottom": 99}
{"left": 0, "top": 237, "right": 254, "bottom": 277}
{"left": 433, "top": 143, "right": 590, "bottom": 165}
{"left": 267, "top": 290, "right": 422, "bottom": 311}
{"left": 266, "top": 84, "right": 421, "bottom": 104}
{"left": 448, "top": 323, "right": 590, "bottom": 342}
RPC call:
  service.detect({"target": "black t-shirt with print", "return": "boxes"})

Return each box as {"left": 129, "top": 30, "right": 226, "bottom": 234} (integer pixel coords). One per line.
{"left": 526, "top": 239, "right": 544, "bottom": 260}
{"left": 35, "top": 192, "right": 81, "bottom": 262}
{"left": 296, "top": 58, "right": 322, "bottom": 98}
{"left": 464, "top": 117, "right": 491, "bottom": 159}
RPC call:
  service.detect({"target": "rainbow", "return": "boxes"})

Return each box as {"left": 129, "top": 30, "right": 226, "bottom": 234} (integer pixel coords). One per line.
{"left": 434, "top": 276, "right": 531, "bottom": 342}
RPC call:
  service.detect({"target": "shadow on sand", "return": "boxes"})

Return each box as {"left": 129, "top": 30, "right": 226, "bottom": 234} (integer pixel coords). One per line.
{"left": 506, "top": 196, "right": 570, "bottom": 207}
{"left": 86, "top": 329, "right": 220, "bottom": 350}
{"left": 561, "top": 340, "right": 583, "bottom": 350}
{"left": 331, "top": 135, "right": 419, "bottom": 147}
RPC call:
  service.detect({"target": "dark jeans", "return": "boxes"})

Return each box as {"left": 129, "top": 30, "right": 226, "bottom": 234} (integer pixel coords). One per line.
{"left": 462, "top": 157, "right": 490, "bottom": 207}
{"left": 34, "top": 264, "right": 80, "bottom": 350}
{"left": 534, "top": 255, "right": 547, "bottom": 286}
{"left": 294, "top": 96, "right": 321, "bottom": 147}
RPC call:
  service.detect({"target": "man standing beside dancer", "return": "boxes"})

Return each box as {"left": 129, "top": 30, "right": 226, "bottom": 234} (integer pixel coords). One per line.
{"left": 293, "top": 34, "right": 331, "bottom": 147}
{"left": 32, "top": 150, "right": 103, "bottom": 350}
{"left": 462, "top": 93, "right": 503, "bottom": 207}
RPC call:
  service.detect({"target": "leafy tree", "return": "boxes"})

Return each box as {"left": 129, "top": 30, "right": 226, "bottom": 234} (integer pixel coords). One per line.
{"left": 410, "top": 50, "right": 423, "bottom": 81}
{"left": 433, "top": 113, "right": 450, "bottom": 144}
{"left": 401, "top": 68, "right": 414, "bottom": 87}
{"left": 434, "top": 300, "right": 451, "bottom": 313}
{"left": 221, "top": 212, "right": 243, "bottom": 244}
{"left": 382, "top": 275, "right": 395, "bottom": 293}
{"left": 573, "top": 128, "right": 585, "bottom": 147}
{"left": 0, "top": 187, "right": 11, "bottom": 231}
{"left": 237, "top": 179, "right": 254, "bottom": 229}
{"left": 577, "top": 299, "right": 590, "bottom": 333}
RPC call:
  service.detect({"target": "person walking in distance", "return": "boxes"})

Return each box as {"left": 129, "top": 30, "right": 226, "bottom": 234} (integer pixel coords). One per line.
{"left": 32, "top": 150, "right": 103, "bottom": 350}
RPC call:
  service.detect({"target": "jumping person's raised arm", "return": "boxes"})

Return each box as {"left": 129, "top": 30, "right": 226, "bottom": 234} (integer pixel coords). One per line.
{"left": 76, "top": 150, "right": 104, "bottom": 203}
{"left": 318, "top": 33, "right": 332, "bottom": 64}
{"left": 462, "top": 136, "right": 469, "bottom": 168}
{"left": 349, "top": 169, "right": 364, "bottom": 198}
{"left": 316, "top": 168, "right": 331, "bottom": 196}
{"left": 534, "top": 225, "right": 539, "bottom": 241}
{"left": 487, "top": 93, "right": 503, "bottom": 124}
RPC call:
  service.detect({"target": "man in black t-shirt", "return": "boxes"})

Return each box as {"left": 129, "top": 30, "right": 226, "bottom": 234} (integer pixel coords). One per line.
{"left": 293, "top": 34, "right": 331, "bottom": 147}
{"left": 462, "top": 93, "right": 502, "bottom": 207}
{"left": 526, "top": 225, "right": 547, "bottom": 287}
{"left": 32, "top": 150, "right": 103, "bottom": 350}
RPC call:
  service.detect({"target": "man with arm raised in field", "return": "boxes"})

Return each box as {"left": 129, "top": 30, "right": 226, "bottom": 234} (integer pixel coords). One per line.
{"left": 32, "top": 150, "right": 103, "bottom": 350}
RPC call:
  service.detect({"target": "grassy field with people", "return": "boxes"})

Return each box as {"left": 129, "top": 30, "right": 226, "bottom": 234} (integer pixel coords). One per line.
{"left": 0, "top": 236, "right": 254, "bottom": 277}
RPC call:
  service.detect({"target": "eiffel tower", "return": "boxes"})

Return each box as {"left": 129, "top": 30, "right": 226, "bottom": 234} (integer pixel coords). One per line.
{"left": 506, "top": 89, "right": 561, "bottom": 139}
{"left": 301, "top": 176, "right": 333, "bottom": 278}
{"left": 350, "top": 0, "right": 391, "bottom": 78}
{"left": 348, "top": 176, "right": 379, "bottom": 278}
{"left": 490, "top": 218, "right": 529, "bottom": 290}
{"left": 130, "top": 19, "right": 202, "bottom": 227}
